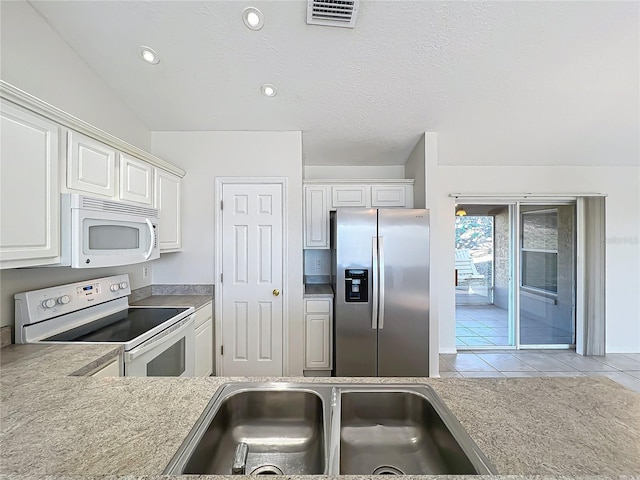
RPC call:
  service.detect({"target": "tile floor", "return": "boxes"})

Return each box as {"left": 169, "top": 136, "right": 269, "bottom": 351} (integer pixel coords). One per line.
{"left": 439, "top": 350, "right": 640, "bottom": 393}
{"left": 456, "top": 305, "right": 573, "bottom": 347}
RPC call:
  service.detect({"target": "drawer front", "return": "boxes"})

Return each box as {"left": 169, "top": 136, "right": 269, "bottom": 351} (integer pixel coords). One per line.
{"left": 305, "top": 299, "right": 331, "bottom": 313}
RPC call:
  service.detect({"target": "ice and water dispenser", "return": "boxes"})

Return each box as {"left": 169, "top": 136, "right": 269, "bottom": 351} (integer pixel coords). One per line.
{"left": 344, "top": 269, "right": 368, "bottom": 302}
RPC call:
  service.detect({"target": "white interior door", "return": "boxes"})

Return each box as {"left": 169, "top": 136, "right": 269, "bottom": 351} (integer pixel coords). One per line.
{"left": 221, "top": 183, "right": 283, "bottom": 375}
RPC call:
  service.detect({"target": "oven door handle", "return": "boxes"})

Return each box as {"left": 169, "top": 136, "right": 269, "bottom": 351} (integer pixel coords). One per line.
{"left": 144, "top": 218, "right": 155, "bottom": 260}
{"left": 125, "top": 315, "right": 194, "bottom": 362}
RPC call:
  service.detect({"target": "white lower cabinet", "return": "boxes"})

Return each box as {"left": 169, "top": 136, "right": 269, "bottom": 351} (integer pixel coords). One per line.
{"left": 194, "top": 301, "right": 213, "bottom": 377}
{"left": 304, "top": 298, "right": 333, "bottom": 370}
{"left": 91, "top": 359, "right": 121, "bottom": 377}
{"left": 0, "top": 101, "right": 61, "bottom": 268}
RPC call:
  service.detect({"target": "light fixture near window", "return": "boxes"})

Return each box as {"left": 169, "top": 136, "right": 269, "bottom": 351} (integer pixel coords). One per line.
{"left": 243, "top": 7, "right": 264, "bottom": 30}
{"left": 455, "top": 205, "right": 467, "bottom": 216}
{"left": 139, "top": 46, "right": 160, "bottom": 65}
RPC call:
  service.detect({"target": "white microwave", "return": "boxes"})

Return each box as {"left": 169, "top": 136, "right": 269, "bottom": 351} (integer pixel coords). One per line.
{"left": 60, "top": 194, "right": 160, "bottom": 268}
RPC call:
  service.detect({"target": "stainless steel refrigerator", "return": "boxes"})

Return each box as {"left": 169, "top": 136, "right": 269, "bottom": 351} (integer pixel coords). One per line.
{"left": 332, "top": 208, "right": 430, "bottom": 377}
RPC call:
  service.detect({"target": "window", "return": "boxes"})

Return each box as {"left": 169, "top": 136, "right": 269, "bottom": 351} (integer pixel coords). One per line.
{"left": 521, "top": 210, "right": 558, "bottom": 294}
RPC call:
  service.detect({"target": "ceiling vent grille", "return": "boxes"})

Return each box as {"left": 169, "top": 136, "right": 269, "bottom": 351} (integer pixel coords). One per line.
{"left": 307, "top": 0, "right": 359, "bottom": 28}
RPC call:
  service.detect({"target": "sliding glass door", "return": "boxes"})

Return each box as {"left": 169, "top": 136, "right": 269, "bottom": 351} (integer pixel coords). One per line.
{"left": 455, "top": 200, "right": 576, "bottom": 350}
{"left": 518, "top": 204, "right": 576, "bottom": 347}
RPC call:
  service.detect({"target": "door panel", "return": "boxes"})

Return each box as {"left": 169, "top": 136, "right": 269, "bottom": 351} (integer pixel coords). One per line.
{"left": 222, "top": 183, "right": 283, "bottom": 376}
{"left": 377, "top": 209, "right": 430, "bottom": 376}
{"left": 335, "top": 208, "right": 377, "bottom": 376}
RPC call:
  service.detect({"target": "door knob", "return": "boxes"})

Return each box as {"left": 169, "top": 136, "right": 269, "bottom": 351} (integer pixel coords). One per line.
{"left": 272, "top": 289, "right": 280, "bottom": 297}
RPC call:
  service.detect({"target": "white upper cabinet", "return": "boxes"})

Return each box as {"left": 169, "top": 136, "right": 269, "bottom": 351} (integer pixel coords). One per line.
{"left": 304, "top": 185, "right": 329, "bottom": 249}
{"left": 67, "top": 131, "right": 116, "bottom": 197}
{"left": 371, "top": 184, "right": 412, "bottom": 208}
{"left": 0, "top": 101, "right": 60, "bottom": 268}
{"left": 119, "top": 153, "right": 154, "bottom": 205}
{"left": 155, "top": 169, "right": 182, "bottom": 251}
{"left": 331, "top": 185, "right": 368, "bottom": 208}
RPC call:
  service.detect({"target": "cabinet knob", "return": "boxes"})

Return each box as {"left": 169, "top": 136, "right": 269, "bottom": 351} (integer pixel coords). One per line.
{"left": 272, "top": 289, "right": 280, "bottom": 297}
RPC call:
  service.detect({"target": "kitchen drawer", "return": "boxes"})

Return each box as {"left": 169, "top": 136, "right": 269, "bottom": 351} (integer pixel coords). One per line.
{"left": 305, "top": 299, "right": 331, "bottom": 313}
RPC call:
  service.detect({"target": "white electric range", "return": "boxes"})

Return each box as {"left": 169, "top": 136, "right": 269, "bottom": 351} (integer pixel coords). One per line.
{"left": 14, "top": 275, "right": 195, "bottom": 377}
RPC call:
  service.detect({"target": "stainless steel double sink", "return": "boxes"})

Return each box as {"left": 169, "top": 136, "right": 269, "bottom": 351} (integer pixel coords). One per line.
{"left": 164, "top": 383, "right": 496, "bottom": 475}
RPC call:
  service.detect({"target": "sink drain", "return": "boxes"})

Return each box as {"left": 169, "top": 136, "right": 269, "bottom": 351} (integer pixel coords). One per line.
{"left": 372, "top": 465, "right": 405, "bottom": 475}
{"left": 250, "top": 465, "right": 284, "bottom": 475}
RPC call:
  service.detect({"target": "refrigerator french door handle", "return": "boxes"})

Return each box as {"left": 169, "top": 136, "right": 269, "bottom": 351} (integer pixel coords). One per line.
{"left": 372, "top": 236, "right": 379, "bottom": 330}
{"left": 378, "top": 236, "right": 385, "bottom": 329}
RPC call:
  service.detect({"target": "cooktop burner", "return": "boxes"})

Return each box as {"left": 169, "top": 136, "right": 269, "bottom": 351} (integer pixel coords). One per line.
{"left": 44, "top": 307, "right": 189, "bottom": 343}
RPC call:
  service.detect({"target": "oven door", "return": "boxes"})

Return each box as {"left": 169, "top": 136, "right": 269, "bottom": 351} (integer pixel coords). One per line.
{"left": 72, "top": 208, "right": 159, "bottom": 268}
{"left": 123, "top": 315, "right": 195, "bottom": 377}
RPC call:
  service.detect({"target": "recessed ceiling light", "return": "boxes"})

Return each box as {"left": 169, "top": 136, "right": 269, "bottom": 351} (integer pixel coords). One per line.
{"left": 243, "top": 7, "right": 264, "bottom": 30}
{"left": 139, "top": 46, "right": 159, "bottom": 65}
{"left": 261, "top": 84, "right": 277, "bottom": 97}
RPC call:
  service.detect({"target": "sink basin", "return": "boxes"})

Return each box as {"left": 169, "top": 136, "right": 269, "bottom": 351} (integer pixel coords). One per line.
{"left": 340, "top": 390, "right": 485, "bottom": 475}
{"left": 164, "top": 383, "right": 496, "bottom": 475}
{"left": 167, "top": 386, "right": 327, "bottom": 475}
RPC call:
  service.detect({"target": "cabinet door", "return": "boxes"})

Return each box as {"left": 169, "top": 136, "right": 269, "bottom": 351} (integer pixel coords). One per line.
{"left": 155, "top": 169, "right": 182, "bottom": 251}
{"left": 304, "top": 185, "right": 329, "bottom": 249}
{"left": 195, "top": 320, "right": 213, "bottom": 377}
{"left": 119, "top": 154, "right": 153, "bottom": 205}
{"left": 305, "top": 313, "right": 331, "bottom": 369}
{"left": 0, "top": 101, "right": 60, "bottom": 268}
{"left": 331, "top": 185, "right": 368, "bottom": 208}
{"left": 371, "top": 185, "right": 407, "bottom": 207}
{"left": 67, "top": 131, "right": 116, "bottom": 197}
{"left": 304, "top": 298, "right": 332, "bottom": 370}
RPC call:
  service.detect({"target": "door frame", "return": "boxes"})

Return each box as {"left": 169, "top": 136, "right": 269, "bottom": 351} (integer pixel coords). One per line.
{"left": 452, "top": 195, "right": 590, "bottom": 351}
{"left": 214, "top": 176, "right": 289, "bottom": 376}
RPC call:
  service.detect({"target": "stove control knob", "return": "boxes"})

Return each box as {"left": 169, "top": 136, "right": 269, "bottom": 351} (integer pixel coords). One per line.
{"left": 57, "top": 295, "right": 70, "bottom": 305}
{"left": 119, "top": 282, "right": 128, "bottom": 289}
{"left": 41, "top": 298, "right": 56, "bottom": 309}
{"left": 110, "top": 284, "right": 120, "bottom": 292}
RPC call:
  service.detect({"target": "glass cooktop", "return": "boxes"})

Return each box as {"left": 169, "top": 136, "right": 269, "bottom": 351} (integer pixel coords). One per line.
{"left": 44, "top": 307, "right": 189, "bottom": 343}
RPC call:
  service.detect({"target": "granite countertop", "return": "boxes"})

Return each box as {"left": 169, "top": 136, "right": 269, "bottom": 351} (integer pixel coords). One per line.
{"left": 131, "top": 295, "right": 212, "bottom": 310}
{"left": 304, "top": 284, "right": 334, "bottom": 298}
{"left": 1, "top": 344, "right": 639, "bottom": 477}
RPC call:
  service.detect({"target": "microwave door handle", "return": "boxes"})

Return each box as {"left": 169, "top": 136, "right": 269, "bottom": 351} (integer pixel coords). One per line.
{"left": 125, "top": 315, "right": 194, "bottom": 362}
{"left": 144, "top": 218, "right": 155, "bottom": 260}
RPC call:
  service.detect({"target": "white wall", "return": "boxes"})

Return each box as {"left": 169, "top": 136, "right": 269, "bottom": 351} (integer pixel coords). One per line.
{"left": 0, "top": 0, "right": 157, "bottom": 331}
{"left": 424, "top": 136, "right": 640, "bottom": 353}
{"left": 151, "top": 131, "right": 304, "bottom": 374}
{"left": 304, "top": 165, "right": 404, "bottom": 179}
{"left": 405, "top": 135, "right": 426, "bottom": 209}
{"left": 0, "top": 0, "right": 151, "bottom": 150}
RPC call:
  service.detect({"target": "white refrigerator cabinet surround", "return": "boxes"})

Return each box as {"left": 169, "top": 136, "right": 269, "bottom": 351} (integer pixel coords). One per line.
{"left": 119, "top": 154, "right": 154, "bottom": 205}
{"left": 194, "top": 301, "right": 213, "bottom": 377}
{"left": 67, "top": 130, "right": 117, "bottom": 198}
{"left": 0, "top": 101, "right": 60, "bottom": 268}
{"left": 304, "top": 298, "right": 333, "bottom": 370}
{"left": 155, "top": 169, "right": 182, "bottom": 252}
{"left": 302, "top": 180, "right": 415, "bottom": 249}
{"left": 304, "top": 185, "right": 329, "bottom": 249}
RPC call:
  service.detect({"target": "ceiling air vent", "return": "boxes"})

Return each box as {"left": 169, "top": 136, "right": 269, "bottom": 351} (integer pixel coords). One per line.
{"left": 307, "top": 0, "right": 359, "bottom": 28}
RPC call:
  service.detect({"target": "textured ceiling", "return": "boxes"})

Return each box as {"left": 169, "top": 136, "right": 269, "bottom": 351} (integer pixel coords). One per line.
{"left": 29, "top": 1, "right": 639, "bottom": 166}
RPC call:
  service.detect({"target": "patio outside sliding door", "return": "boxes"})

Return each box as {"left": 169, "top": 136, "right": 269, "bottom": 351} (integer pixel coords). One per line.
{"left": 455, "top": 204, "right": 515, "bottom": 349}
